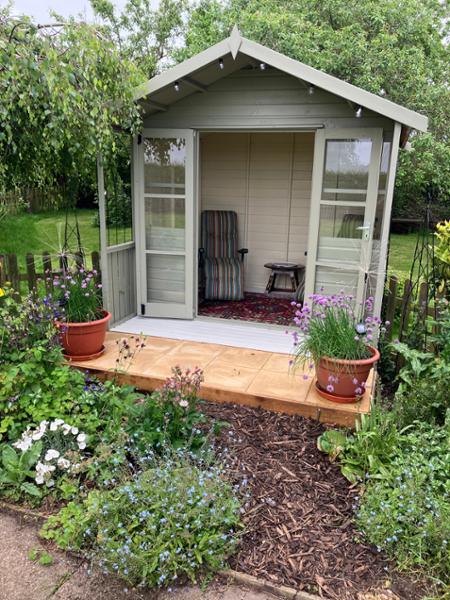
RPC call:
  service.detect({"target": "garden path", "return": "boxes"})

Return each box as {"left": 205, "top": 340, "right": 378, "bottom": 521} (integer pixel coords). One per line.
{"left": 0, "top": 512, "right": 277, "bottom": 600}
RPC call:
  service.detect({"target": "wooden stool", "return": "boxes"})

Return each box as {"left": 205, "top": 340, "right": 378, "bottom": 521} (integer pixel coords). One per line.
{"left": 264, "top": 262, "right": 305, "bottom": 294}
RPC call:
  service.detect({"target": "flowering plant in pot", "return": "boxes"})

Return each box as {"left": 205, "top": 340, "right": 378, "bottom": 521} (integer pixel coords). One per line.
{"left": 291, "top": 291, "right": 383, "bottom": 403}
{"left": 49, "top": 268, "right": 110, "bottom": 360}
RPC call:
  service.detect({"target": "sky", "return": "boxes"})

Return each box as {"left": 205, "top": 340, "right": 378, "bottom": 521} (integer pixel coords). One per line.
{"left": 5, "top": 0, "right": 129, "bottom": 22}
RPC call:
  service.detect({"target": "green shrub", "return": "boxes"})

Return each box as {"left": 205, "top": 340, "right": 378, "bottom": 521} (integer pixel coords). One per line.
{"left": 0, "top": 358, "right": 139, "bottom": 442}
{"left": 0, "top": 442, "right": 43, "bottom": 500}
{"left": 357, "top": 422, "right": 450, "bottom": 583}
{"left": 42, "top": 449, "right": 241, "bottom": 588}
{"left": 393, "top": 340, "right": 450, "bottom": 429}
{"left": 318, "top": 402, "right": 402, "bottom": 483}
{"left": 126, "top": 366, "right": 209, "bottom": 452}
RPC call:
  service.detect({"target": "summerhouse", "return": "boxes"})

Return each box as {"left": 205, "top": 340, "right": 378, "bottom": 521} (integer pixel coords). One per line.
{"left": 98, "top": 27, "right": 427, "bottom": 345}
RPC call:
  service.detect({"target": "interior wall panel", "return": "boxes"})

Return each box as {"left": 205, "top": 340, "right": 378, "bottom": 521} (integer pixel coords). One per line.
{"left": 200, "top": 132, "right": 314, "bottom": 293}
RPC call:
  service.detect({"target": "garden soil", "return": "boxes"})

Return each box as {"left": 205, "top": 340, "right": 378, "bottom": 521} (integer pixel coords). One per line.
{"left": 0, "top": 512, "right": 276, "bottom": 600}
{"left": 202, "top": 402, "right": 430, "bottom": 600}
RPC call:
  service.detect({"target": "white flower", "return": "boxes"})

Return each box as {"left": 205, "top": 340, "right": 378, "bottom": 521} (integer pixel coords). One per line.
{"left": 62, "top": 424, "right": 72, "bottom": 435}
{"left": 71, "top": 426, "right": 79, "bottom": 435}
{"left": 50, "top": 421, "right": 58, "bottom": 431}
{"left": 54, "top": 418, "right": 65, "bottom": 426}
{"left": 78, "top": 442, "right": 86, "bottom": 450}
{"left": 46, "top": 479, "right": 55, "bottom": 488}
{"left": 76, "top": 433, "right": 86, "bottom": 443}
{"left": 57, "top": 457, "right": 71, "bottom": 470}
{"left": 35, "top": 474, "right": 44, "bottom": 485}
{"left": 44, "top": 449, "right": 60, "bottom": 461}
{"left": 39, "top": 420, "right": 49, "bottom": 429}
{"left": 13, "top": 436, "right": 33, "bottom": 452}
{"left": 179, "top": 399, "right": 188, "bottom": 408}
{"left": 32, "top": 430, "right": 44, "bottom": 441}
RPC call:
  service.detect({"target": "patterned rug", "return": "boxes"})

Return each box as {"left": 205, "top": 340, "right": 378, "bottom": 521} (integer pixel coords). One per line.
{"left": 198, "top": 292, "right": 294, "bottom": 326}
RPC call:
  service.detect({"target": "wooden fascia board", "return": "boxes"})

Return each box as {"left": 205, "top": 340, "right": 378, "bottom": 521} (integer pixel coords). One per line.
{"left": 133, "top": 38, "right": 230, "bottom": 100}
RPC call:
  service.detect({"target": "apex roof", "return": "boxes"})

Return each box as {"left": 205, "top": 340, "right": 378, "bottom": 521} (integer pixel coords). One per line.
{"left": 135, "top": 26, "right": 428, "bottom": 132}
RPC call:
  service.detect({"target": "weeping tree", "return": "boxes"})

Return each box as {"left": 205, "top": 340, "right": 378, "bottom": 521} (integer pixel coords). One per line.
{"left": 0, "top": 7, "right": 142, "bottom": 194}
{"left": 178, "top": 0, "right": 450, "bottom": 219}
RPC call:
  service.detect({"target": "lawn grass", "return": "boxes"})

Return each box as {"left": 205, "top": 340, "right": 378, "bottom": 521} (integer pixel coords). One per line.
{"left": 0, "top": 209, "right": 100, "bottom": 270}
{"left": 387, "top": 233, "right": 420, "bottom": 281}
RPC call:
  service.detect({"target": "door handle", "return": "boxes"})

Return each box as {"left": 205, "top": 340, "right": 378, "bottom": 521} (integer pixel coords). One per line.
{"left": 356, "top": 223, "right": 371, "bottom": 240}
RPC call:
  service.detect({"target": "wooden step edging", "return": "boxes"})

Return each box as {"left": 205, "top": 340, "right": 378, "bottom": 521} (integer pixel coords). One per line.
{"left": 1, "top": 502, "right": 324, "bottom": 600}
{"left": 219, "top": 569, "right": 323, "bottom": 600}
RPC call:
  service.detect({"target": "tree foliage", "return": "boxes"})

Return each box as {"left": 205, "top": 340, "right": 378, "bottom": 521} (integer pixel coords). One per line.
{"left": 90, "top": 0, "right": 188, "bottom": 79}
{"left": 179, "top": 0, "right": 450, "bottom": 217}
{"left": 0, "top": 7, "right": 141, "bottom": 192}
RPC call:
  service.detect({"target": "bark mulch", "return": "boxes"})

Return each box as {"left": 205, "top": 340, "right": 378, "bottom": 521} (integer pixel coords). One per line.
{"left": 202, "top": 402, "right": 427, "bottom": 600}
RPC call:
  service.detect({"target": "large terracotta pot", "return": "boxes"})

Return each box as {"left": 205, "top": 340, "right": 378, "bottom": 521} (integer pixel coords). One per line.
{"left": 57, "top": 310, "right": 111, "bottom": 361}
{"left": 315, "top": 345, "right": 380, "bottom": 403}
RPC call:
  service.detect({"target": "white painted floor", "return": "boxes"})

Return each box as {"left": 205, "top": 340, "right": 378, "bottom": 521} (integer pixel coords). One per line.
{"left": 112, "top": 316, "right": 295, "bottom": 354}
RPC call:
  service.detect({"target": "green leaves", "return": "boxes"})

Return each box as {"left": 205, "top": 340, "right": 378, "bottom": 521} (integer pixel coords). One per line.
{"left": 0, "top": 10, "right": 141, "bottom": 192}
{"left": 180, "top": 0, "right": 449, "bottom": 218}
{"left": 0, "top": 441, "right": 43, "bottom": 499}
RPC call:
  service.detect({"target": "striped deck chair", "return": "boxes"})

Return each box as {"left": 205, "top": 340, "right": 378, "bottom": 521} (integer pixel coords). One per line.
{"left": 200, "top": 210, "right": 248, "bottom": 301}
{"left": 337, "top": 213, "right": 364, "bottom": 238}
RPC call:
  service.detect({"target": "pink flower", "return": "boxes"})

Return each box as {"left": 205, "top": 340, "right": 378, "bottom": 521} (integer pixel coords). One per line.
{"left": 326, "top": 384, "right": 334, "bottom": 393}
{"left": 355, "top": 387, "right": 363, "bottom": 395}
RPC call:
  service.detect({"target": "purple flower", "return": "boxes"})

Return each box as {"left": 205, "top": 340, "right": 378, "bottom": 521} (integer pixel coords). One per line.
{"left": 355, "top": 387, "right": 363, "bottom": 395}
{"left": 352, "top": 377, "right": 359, "bottom": 385}
{"left": 326, "top": 384, "right": 334, "bottom": 393}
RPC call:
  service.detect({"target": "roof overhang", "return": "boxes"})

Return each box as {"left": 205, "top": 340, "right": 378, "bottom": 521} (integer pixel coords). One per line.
{"left": 134, "top": 26, "right": 428, "bottom": 133}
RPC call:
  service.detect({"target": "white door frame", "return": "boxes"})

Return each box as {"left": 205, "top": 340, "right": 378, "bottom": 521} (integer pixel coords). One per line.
{"left": 304, "top": 128, "right": 383, "bottom": 306}
{"left": 136, "top": 128, "right": 195, "bottom": 319}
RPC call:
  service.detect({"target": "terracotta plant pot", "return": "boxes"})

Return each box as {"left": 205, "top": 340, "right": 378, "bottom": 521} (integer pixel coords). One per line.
{"left": 315, "top": 345, "right": 380, "bottom": 403}
{"left": 57, "top": 310, "right": 111, "bottom": 361}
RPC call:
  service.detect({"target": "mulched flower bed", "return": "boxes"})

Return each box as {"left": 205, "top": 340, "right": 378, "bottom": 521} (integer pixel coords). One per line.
{"left": 202, "top": 402, "right": 427, "bottom": 600}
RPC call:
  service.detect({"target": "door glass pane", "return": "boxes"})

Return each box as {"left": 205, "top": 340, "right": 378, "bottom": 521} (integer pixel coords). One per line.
{"left": 322, "top": 139, "right": 372, "bottom": 201}
{"left": 146, "top": 254, "right": 185, "bottom": 304}
{"left": 145, "top": 197, "right": 185, "bottom": 251}
{"left": 317, "top": 205, "right": 365, "bottom": 264}
{"left": 315, "top": 265, "right": 359, "bottom": 297}
{"left": 144, "top": 138, "right": 186, "bottom": 195}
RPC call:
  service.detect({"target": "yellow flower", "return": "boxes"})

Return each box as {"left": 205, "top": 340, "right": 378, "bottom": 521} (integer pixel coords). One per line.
{"left": 0, "top": 288, "right": 4, "bottom": 297}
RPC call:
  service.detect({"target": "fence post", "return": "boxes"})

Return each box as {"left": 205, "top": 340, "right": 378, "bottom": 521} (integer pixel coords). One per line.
{"left": 42, "top": 252, "right": 52, "bottom": 293}
{"left": 0, "top": 254, "right": 6, "bottom": 287}
{"left": 384, "top": 276, "right": 397, "bottom": 341}
{"left": 398, "top": 279, "right": 413, "bottom": 340}
{"left": 92, "top": 251, "right": 101, "bottom": 282}
{"left": 7, "top": 253, "right": 20, "bottom": 297}
{"left": 26, "top": 253, "right": 37, "bottom": 292}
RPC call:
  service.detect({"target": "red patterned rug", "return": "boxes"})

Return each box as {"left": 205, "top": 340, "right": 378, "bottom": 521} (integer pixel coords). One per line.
{"left": 198, "top": 293, "right": 294, "bottom": 326}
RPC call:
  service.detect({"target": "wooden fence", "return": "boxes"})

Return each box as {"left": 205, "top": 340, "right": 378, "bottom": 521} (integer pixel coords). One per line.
{"left": 383, "top": 274, "right": 440, "bottom": 341}
{"left": 0, "top": 252, "right": 100, "bottom": 296}
{"left": 0, "top": 188, "right": 64, "bottom": 216}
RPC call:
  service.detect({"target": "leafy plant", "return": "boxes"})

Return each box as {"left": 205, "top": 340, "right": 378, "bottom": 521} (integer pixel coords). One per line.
{"left": 0, "top": 442, "right": 42, "bottom": 499}
{"left": 28, "top": 548, "right": 53, "bottom": 566}
{"left": 357, "top": 421, "right": 450, "bottom": 584}
{"left": 42, "top": 448, "right": 241, "bottom": 588}
{"left": 291, "top": 292, "right": 383, "bottom": 367}
{"left": 48, "top": 268, "right": 103, "bottom": 323}
{"left": 13, "top": 419, "right": 88, "bottom": 489}
{"left": 393, "top": 337, "right": 450, "bottom": 427}
{"left": 127, "top": 367, "right": 208, "bottom": 452}
{"left": 433, "top": 221, "right": 450, "bottom": 297}
{"left": 0, "top": 288, "right": 61, "bottom": 365}
{"left": 318, "top": 402, "right": 402, "bottom": 483}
